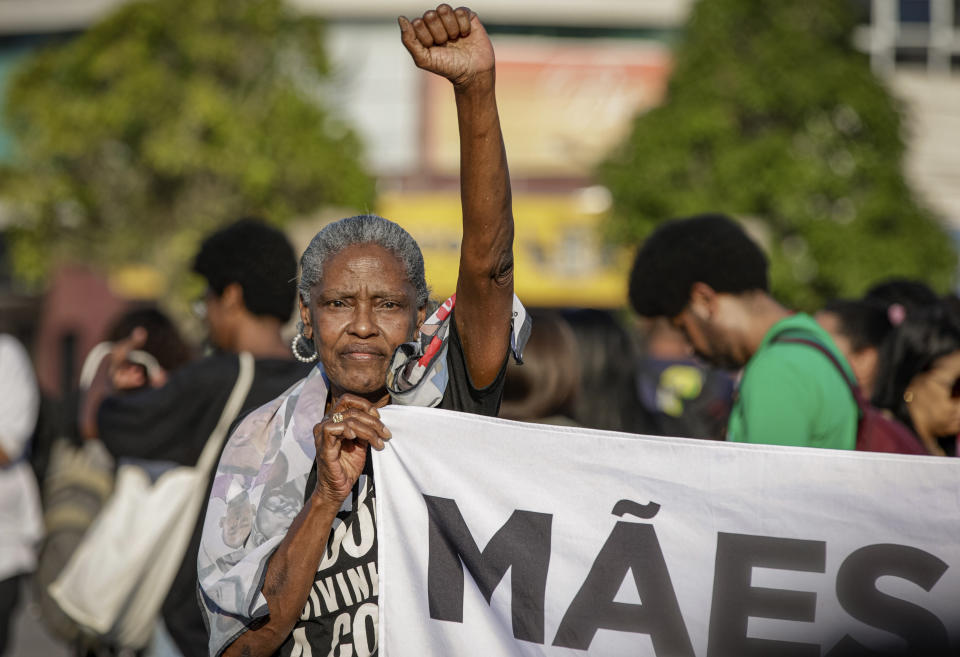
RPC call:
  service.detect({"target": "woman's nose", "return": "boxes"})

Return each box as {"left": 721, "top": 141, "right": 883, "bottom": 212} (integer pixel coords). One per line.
{"left": 348, "top": 304, "right": 377, "bottom": 337}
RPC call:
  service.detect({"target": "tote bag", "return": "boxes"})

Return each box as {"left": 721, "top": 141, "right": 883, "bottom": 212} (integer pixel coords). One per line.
{"left": 49, "top": 352, "right": 255, "bottom": 648}
{"left": 34, "top": 438, "right": 115, "bottom": 641}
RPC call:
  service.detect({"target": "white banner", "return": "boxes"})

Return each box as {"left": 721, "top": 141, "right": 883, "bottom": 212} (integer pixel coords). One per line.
{"left": 372, "top": 406, "right": 960, "bottom": 657}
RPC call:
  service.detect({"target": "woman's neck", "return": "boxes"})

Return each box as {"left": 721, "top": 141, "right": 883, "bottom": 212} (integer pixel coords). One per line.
{"left": 232, "top": 316, "right": 290, "bottom": 359}
{"left": 326, "top": 387, "right": 391, "bottom": 414}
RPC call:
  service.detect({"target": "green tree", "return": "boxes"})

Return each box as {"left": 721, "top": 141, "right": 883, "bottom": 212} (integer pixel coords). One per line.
{"left": 598, "top": 0, "right": 956, "bottom": 310}
{"left": 1, "top": 0, "right": 374, "bottom": 286}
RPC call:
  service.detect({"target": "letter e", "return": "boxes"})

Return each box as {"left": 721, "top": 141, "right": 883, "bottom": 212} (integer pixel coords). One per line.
{"left": 707, "top": 532, "right": 825, "bottom": 657}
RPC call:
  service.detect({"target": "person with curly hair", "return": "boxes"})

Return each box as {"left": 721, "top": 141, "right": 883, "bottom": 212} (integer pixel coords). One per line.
{"left": 628, "top": 213, "right": 857, "bottom": 449}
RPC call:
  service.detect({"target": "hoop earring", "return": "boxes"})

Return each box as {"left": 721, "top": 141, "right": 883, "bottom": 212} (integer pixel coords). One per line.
{"left": 903, "top": 390, "right": 914, "bottom": 404}
{"left": 291, "top": 333, "right": 318, "bottom": 363}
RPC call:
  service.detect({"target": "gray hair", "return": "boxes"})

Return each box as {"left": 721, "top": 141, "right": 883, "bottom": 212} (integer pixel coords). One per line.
{"left": 298, "top": 214, "right": 429, "bottom": 308}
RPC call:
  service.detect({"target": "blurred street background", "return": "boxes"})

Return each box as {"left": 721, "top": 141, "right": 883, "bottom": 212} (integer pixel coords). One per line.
{"left": 1, "top": 0, "right": 959, "bottom": 653}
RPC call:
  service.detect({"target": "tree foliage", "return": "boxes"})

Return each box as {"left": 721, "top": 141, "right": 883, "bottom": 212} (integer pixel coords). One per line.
{"left": 598, "top": 0, "right": 956, "bottom": 310}
{"left": 1, "top": 0, "right": 375, "bottom": 286}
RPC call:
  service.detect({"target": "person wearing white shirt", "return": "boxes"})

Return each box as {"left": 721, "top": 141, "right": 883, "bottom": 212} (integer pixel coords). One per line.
{"left": 0, "top": 333, "right": 42, "bottom": 655}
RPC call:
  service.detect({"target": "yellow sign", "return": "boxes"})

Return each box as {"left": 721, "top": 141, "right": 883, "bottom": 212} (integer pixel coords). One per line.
{"left": 109, "top": 263, "right": 167, "bottom": 300}
{"left": 377, "top": 191, "right": 629, "bottom": 308}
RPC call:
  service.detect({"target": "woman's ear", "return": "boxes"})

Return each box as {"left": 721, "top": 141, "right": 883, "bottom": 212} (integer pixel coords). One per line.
{"left": 298, "top": 295, "right": 313, "bottom": 339}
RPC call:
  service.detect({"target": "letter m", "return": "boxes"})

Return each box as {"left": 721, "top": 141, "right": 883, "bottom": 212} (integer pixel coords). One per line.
{"left": 424, "top": 495, "right": 552, "bottom": 644}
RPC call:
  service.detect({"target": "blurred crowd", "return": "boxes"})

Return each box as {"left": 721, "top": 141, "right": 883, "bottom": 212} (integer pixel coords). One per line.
{"left": 2, "top": 2, "right": 959, "bottom": 651}
{"left": 2, "top": 211, "right": 957, "bottom": 655}
{"left": 505, "top": 273, "right": 960, "bottom": 457}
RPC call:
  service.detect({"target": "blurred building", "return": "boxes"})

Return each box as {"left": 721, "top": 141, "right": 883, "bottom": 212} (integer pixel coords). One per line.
{"left": 296, "top": 0, "right": 687, "bottom": 307}
{"left": 853, "top": 0, "right": 960, "bottom": 236}
{"left": 1, "top": 0, "right": 959, "bottom": 311}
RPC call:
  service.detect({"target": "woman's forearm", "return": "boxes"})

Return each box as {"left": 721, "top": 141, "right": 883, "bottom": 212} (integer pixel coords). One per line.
{"left": 222, "top": 491, "right": 341, "bottom": 657}
{"left": 456, "top": 71, "right": 514, "bottom": 274}
{"left": 453, "top": 71, "right": 515, "bottom": 388}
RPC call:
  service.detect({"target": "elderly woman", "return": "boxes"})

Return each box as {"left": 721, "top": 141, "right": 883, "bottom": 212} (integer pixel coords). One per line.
{"left": 197, "top": 6, "right": 526, "bottom": 657}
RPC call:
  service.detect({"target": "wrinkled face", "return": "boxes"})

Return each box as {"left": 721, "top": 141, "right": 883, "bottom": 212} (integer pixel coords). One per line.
{"left": 301, "top": 243, "right": 425, "bottom": 400}
{"left": 670, "top": 306, "right": 743, "bottom": 370}
{"left": 906, "top": 350, "right": 960, "bottom": 440}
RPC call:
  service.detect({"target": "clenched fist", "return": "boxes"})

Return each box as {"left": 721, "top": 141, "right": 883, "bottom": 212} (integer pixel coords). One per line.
{"left": 398, "top": 4, "right": 494, "bottom": 89}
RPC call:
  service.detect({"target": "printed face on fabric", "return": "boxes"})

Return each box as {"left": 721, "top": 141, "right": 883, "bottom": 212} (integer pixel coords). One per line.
{"left": 254, "top": 489, "right": 301, "bottom": 543}
{"left": 220, "top": 493, "right": 254, "bottom": 548}
{"left": 907, "top": 349, "right": 960, "bottom": 439}
{"left": 301, "top": 243, "right": 426, "bottom": 400}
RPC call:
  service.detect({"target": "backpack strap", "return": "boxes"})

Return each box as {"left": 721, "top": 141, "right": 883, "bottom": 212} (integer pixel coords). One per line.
{"left": 195, "top": 351, "right": 255, "bottom": 474}
{"left": 771, "top": 331, "right": 868, "bottom": 416}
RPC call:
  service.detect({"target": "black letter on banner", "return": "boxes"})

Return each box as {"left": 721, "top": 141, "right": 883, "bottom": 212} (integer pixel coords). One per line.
{"left": 826, "top": 544, "right": 949, "bottom": 657}
{"left": 707, "top": 532, "right": 825, "bottom": 657}
{"left": 423, "top": 495, "right": 552, "bottom": 644}
{"left": 552, "top": 521, "right": 694, "bottom": 655}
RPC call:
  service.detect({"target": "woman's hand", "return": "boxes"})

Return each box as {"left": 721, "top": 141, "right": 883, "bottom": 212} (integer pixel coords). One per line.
{"left": 313, "top": 394, "right": 391, "bottom": 504}
{"left": 398, "top": 4, "right": 493, "bottom": 90}
{"left": 223, "top": 394, "right": 391, "bottom": 657}
{"left": 108, "top": 327, "right": 167, "bottom": 390}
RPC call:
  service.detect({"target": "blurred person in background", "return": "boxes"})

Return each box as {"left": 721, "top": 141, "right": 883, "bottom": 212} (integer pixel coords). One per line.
{"left": 634, "top": 317, "right": 733, "bottom": 440}
{"left": 561, "top": 308, "right": 653, "bottom": 433}
{"left": 628, "top": 213, "right": 857, "bottom": 449}
{"left": 0, "top": 333, "right": 42, "bottom": 656}
{"left": 83, "top": 219, "right": 311, "bottom": 657}
{"left": 32, "top": 304, "right": 195, "bottom": 656}
{"left": 101, "top": 306, "right": 194, "bottom": 386}
{"left": 872, "top": 304, "right": 960, "bottom": 456}
{"left": 815, "top": 298, "right": 896, "bottom": 400}
{"left": 864, "top": 277, "right": 940, "bottom": 322}
{"left": 500, "top": 310, "right": 579, "bottom": 426}
{"left": 77, "top": 305, "right": 195, "bottom": 440}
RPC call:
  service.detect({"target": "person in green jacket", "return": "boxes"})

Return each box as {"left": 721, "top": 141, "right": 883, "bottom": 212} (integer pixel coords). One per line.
{"left": 628, "top": 213, "right": 856, "bottom": 449}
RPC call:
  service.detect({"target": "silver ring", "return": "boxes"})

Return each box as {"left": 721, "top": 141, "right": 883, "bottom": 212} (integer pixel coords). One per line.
{"left": 330, "top": 412, "right": 344, "bottom": 424}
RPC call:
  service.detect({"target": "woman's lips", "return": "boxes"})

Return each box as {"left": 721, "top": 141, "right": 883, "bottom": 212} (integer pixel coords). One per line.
{"left": 340, "top": 344, "right": 385, "bottom": 360}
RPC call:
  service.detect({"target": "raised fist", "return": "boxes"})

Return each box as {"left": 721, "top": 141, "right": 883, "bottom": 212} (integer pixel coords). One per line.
{"left": 398, "top": 4, "right": 494, "bottom": 88}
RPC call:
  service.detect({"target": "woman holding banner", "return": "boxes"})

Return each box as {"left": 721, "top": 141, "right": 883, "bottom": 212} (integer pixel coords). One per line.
{"left": 197, "top": 6, "right": 528, "bottom": 657}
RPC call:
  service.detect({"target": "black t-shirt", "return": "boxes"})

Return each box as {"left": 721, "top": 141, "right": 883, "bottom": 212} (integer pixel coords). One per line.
{"left": 98, "top": 353, "right": 312, "bottom": 657}
{"left": 280, "top": 318, "right": 507, "bottom": 657}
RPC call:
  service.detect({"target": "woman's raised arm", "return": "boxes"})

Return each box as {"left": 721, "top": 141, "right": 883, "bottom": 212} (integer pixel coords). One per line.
{"left": 400, "top": 4, "right": 514, "bottom": 389}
